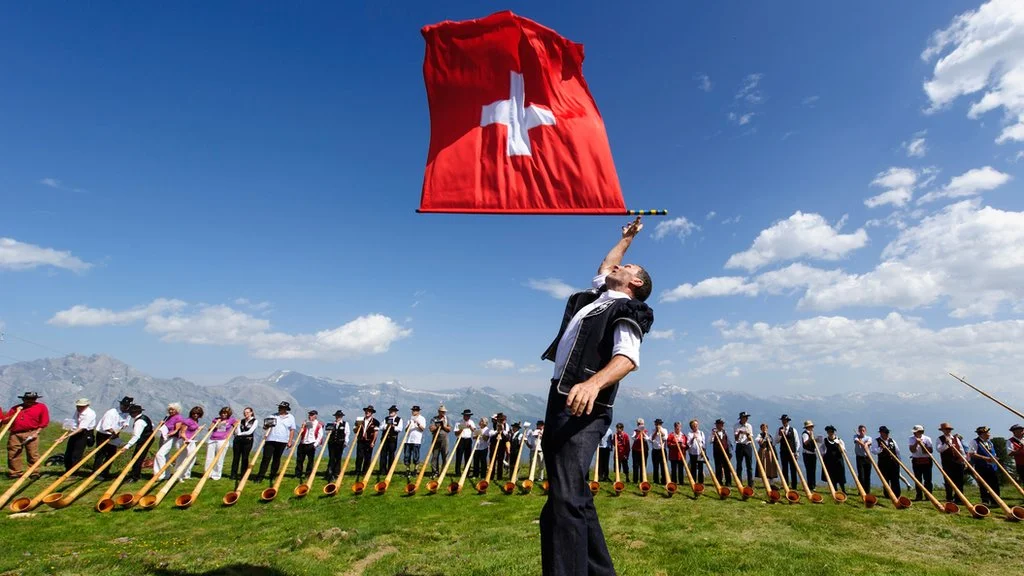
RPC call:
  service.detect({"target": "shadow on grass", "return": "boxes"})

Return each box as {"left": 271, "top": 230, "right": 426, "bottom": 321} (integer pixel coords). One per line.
{"left": 148, "top": 565, "right": 288, "bottom": 576}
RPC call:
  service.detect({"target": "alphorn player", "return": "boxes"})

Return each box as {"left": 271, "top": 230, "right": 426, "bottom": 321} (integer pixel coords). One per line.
{"left": 734, "top": 411, "right": 754, "bottom": 488}
{"left": 852, "top": 424, "right": 873, "bottom": 495}
{"left": 206, "top": 407, "right": 237, "bottom": 481}
{"left": 872, "top": 426, "right": 901, "bottom": 498}
{"left": 800, "top": 420, "right": 818, "bottom": 491}
{"left": 121, "top": 404, "right": 152, "bottom": 484}
{"left": 490, "top": 413, "right": 511, "bottom": 480}
{"left": 178, "top": 406, "right": 205, "bottom": 481}
{"left": 153, "top": 402, "right": 185, "bottom": 481}
{"left": 94, "top": 395, "right": 132, "bottom": 476}
{"left": 687, "top": 419, "right": 706, "bottom": 484}
{"left": 3, "top": 391, "right": 50, "bottom": 479}
{"left": 325, "top": 410, "right": 350, "bottom": 483}
{"left": 255, "top": 401, "right": 297, "bottom": 483}
{"left": 613, "top": 423, "right": 630, "bottom": 480}
{"left": 598, "top": 425, "right": 614, "bottom": 482}
{"left": 756, "top": 423, "right": 778, "bottom": 486}
{"left": 936, "top": 422, "right": 966, "bottom": 504}
{"left": 1008, "top": 424, "right": 1024, "bottom": 483}
{"left": 294, "top": 410, "right": 323, "bottom": 480}
{"left": 510, "top": 421, "right": 526, "bottom": 479}
{"left": 354, "top": 405, "right": 380, "bottom": 477}
{"left": 229, "top": 407, "right": 257, "bottom": 481}
{"left": 907, "top": 425, "right": 933, "bottom": 502}
{"left": 537, "top": 217, "right": 653, "bottom": 576}
{"left": 528, "top": 420, "right": 546, "bottom": 483}
{"left": 473, "top": 417, "right": 491, "bottom": 479}
{"left": 631, "top": 418, "right": 650, "bottom": 484}
{"left": 666, "top": 421, "right": 687, "bottom": 485}
{"left": 711, "top": 418, "right": 732, "bottom": 487}
{"left": 776, "top": 414, "right": 799, "bottom": 489}
{"left": 403, "top": 405, "right": 427, "bottom": 476}
{"left": 650, "top": 419, "right": 667, "bottom": 485}
{"left": 65, "top": 398, "right": 97, "bottom": 472}
{"left": 380, "top": 405, "right": 402, "bottom": 476}
{"left": 968, "top": 425, "right": 1000, "bottom": 506}
{"left": 453, "top": 409, "right": 476, "bottom": 477}
{"left": 821, "top": 426, "right": 847, "bottom": 495}
{"left": 428, "top": 405, "right": 451, "bottom": 477}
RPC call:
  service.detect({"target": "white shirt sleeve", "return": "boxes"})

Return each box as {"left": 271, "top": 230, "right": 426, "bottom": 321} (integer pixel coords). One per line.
{"left": 612, "top": 321, "right": 641, "bottom": 370}
{"left": 592, "top": 274, "right": 607, "bottom": 289}
{"left": 124, "top": 418, "right": 147, "bottom": 449}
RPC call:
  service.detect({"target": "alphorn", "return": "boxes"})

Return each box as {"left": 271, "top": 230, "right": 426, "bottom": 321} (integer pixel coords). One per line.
{"left": 48, "top": 442, "right": 130, "bottom": 509}
{"left": 779, "top": 433, "right": 821, "bottom": 503}
{"left": 449, "top": 434, "right": 481, "bottom": 495}
{"left": 955, "top": 450, "right": 1024, "bottom": 521}
{"left": 97, "top": 418, "right": 166, "bottom": 513}
{"left": 0, "top": 407, "right": 23, "bottom": 446}
{"left": 117, "top": 431, "right": 196, "bottom": 509}
{"left": 989, "top": 449, "right": 1024, "bottom": 500}
{"left": 10, "top": 432, "right": 118, "bottom": 512}
{"left": 876, "top": 441, "right": 952, "bottom": 514}
{"left": 659, "top": 442, "right": 677, "bottom": 497}
{"left": 223, "top": 432, "right": 269, "bottom": 506}
{"left": 697, "top": 435, "right": 728, "bottom": 499}
{"left": 176, "top": 420, "right": 239, "bottom": 508}
{"left": 812, "top": 439, "right": 847, "bottom": 503}
{"left": 353, "top": 423, "right": 391, "bottom": 495}
{"left": 925, "top": 448, "right": 986, "bottom": 518}
{"left": 589, "top": 446, "right": 601, "bottom": 495}
{"left": 751, "top": 439, "right": 780, "bottom": 503}
{"left": 674, "top": 441, "right": 704, "bottom": 496}
{"left": 0, "top": 431, "right": 70, "bottom": 510}
{"left": 296, "top": 427, "right": 333, "bottom": 498}
{"left": 476, "top": 431, "right": 503, "bottom": 494}
{"left": 862, "top": 444, "right": 911, "bottom": 509}
{"left": 838, "top": 442, "right": 877, "bottom": 508}
{"left": 612, "top": 434, "right": 625, "bottom": 495}
{"left": 140, "top": 424, "right": 217, "bottom": 509}
{"left": 427, "top": 433, "right": 459, "bottom": 494}
{"left": 502, "top": 432, "right": 528, "bottom": 495}
{"left": 765, "top": 437, "right": 799, "bottom": 503}
{"left": 408, "top": 427, "right": 442, "bottom": 495}
{"left": 324, "top": 422, "right": 361, "bottom": 496}
{"left": 713, "top": 433, "right": 752, "bottom": 499}
{"left": 377, "top": 424, "right": 414, "bottom": 494}
{"left": 638, "top": 435, "right": 651, "bottom": 497}
{"left": 949, "top": 373, "right": 1024, "bottom": 420}
{"left": 261, "top": 425, "right": 303, "bottom": 502}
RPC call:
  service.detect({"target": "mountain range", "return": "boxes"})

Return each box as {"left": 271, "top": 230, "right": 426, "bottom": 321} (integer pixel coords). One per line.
{"left": 1, "top": 354, "right": 1020, "bottom": 442}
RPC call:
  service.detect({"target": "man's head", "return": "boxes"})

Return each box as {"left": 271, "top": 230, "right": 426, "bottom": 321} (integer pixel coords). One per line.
{"left": 673, "top": 421, "right": 682, "bottom": 432}
{"left": 537, "top": 420, "right": 545, "bottom": 430}
{"left": 615, "top": 423, "right": 624, "bottom": 431}
{"left": 878, "top": 426, "right": 890, "bottom": 438}
{"left": 715, "top": 419, "right": 725, "bottom": 430}
{"left": 363, "top": 405, "right": 376, "bottom": 418}
{"left": 605, "top": 264, "right": 652, "bottom": 302}
{"left": 334, "top": 410, "right": 344, "bottom": 421}
{"left": 1011, "top": 424, "right": 1023, "bottom": 438}
{"left": 19, "top": 392, "right": 40, "bottom": 406}
{"left": 858, "top": 425, "right": 867, "bottom": 435}
{"left": 278, "top": 401, "right": 291, "bottom": 415}
{"left": 739, "top": 411, "right": 750, "bottom": 423}
{"left": 976, "top": 426, "right": 990, "bottom": 439}
{"left": 128, "top": 404, "right": 143, "bottom": 417}
{"left": 689, "top": 419, "right": 698, "bottom": 431}
{"left": 939, "top": 422, "right": 954, "bottom": 435}
{"left": 462, "top": 409, "right": 472, "bottom": 421}
{"left": 411, "top": 405, "right": 421, "bottom": 416}
{"left": 912, "top": 425, "right": 924, "bottom": 437}
{"left": 75, "top": 398, "right": 90, "bottom": 412}
{"left": 119, "top": 396, "right": 133, "bottom": 411}
{"left": 308, "top": 410, "right": 318, "bottom": 422}
{"left": 437, "top": 405, "right": 447, "bottom": 417}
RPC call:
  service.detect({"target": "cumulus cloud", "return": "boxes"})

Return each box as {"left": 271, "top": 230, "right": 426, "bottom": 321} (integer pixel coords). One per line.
{"left": 903, "top": 132, "right": 928, "bottom": 158}
{"left": 484, "top": 358, "right": 515, "bottom": 370}
{"left": 648, "top": 329, "right": 675, "bottom": 340}
{"left": 916, "top": 166, "right": 1011, "bottom": 204}
{"left": 518, "top": 364, "right": 541, "bottom": 374}
{"left": 652, "top": 216, "right": 700, "bottom": 242}
{"left": 661, "top": 276, "right": 758, "bottom": 302}
{"left": 724, "top": 212, "right": 868, "bottom": 271}
{"left": 525, "top": 278, "right": 576, "bottom": 299}
{"left": 49, "top": 299, "right": 411, "bottom": 359}
{"left": 660, "top": 263, "right": 843, "bottom": 303}
{"left": 0, "top": 237, "right": 92, "bottom": 272}
{"left": 865, "top": 167, "right": 920, "bottom": 208}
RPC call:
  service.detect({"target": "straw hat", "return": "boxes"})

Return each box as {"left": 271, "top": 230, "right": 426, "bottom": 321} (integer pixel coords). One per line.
{"left": 75, "top": 398, "right": 90, "bottom": 407}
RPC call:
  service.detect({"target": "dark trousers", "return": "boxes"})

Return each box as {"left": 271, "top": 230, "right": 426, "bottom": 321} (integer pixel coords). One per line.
{"left": 780, "top": 451, "right": 799, "bottom": 487}
{"left": 472, "top": 450, "right": 487, "bottom": 478}
{"left": 856, "top": 455, "right": 872, "bottom": 493}
{"left": 64, "top": 431, "right": 91, "bottom": 472}
{"left": 326, "top": 442, "right": 345, "bottom": 479}
{"left": 431, "top": 436, "right": 448, "bottom": 475}
{"left": 539, "top": 386, "right": 615, "bottom": 576}
{"left": 403, "top": 443, "right": 421, "bottom": 469}
{"left": 713, "top": 450, "right": 730, "bottom": 486}
{"left": 129, "top": 439, "right": 149, "bottom": 481}
{"left": 93, "top": 432, "right": 117, "bottom": 476}
{"left": 455, "top": 438, "right": 472, "bottom": 475}
{"left": 354, "top": 441, "right": 373, "bottom": 476}
{"left": 880, "top": 461, "right": 901, "bottom": 498}
{"left": 598, "top": 447, "right": 611, "bottom": 481}
{"left": 493, "top": 443, "right": 508, "bottom": 480}
{"left": 230, "top": 436, "right": 253, "bottom": 479}
{"left": 380, "top": 440, "right": 397, "bottom": 475}
{"left": 975, "top": 463, "right": 1000, "bottom": 504}
{"left": 631, "top": 450, "right": 647, "bottom": 483}
{"left": 651, "top": 449, "right": 665, "bottom": 485}
{"left": 912, "top": 459, "right": 932, "bottom": 499}
{"left": 256, "top": 441, "right": 286, "bottom": 481}
{"left": 689, "top": 456, "right": 705, "bottom": 484}
{"left": 736, "top": 444, "right": 754, "bottom": 486}
{"left": 670, "top": 460, "right": 684, "bottom": 484}
{"left": 294, "top": 443, "right": 316, "bottom": 478}
{"left": 616, "top": 458, "right": 629, "bottom": 478}
{"left": 942, "top": 462, "right": 964, "bottom": 502}
{"left": 802, "top": 453, "right": 817, "bottom": 490}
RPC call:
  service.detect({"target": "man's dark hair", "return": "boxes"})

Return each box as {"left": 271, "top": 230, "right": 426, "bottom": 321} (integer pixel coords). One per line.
{"left": 633, "top": 267, "right": 652, "bottom": 302}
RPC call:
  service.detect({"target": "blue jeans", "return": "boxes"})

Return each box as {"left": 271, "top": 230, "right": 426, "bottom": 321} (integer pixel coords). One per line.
{"left": 539, "top": 384, "right": 615, "bottom": 576}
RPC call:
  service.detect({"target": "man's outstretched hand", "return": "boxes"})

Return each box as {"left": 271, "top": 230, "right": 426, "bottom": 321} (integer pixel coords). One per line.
{"left": 565, "top": 380, "right": 601, "bottom": 417}
{"left": 622, "top": 216, "right": 643, "bottom": 239}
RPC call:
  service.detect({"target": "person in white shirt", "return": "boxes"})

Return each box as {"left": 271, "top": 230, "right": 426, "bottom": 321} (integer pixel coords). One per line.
{"left": 230, "top": 407, "right": 258, "bottom": 481}
{"left": 936, "top": 422, "right": 966, "bottom": 504}
{"left": 64, "top": 398, "right": 97, "bottom": 472}
{"left": 907, "top": 425, "right": 933, "bottom": 502}
{"left": 294, "top": 410, "right": 324, "bottom": 479}
{"left": 529, "top": 420, "right": 545, "bottom": 482}
{"left": 380, "top": 405, "right": 404, "bottom": 477}
{"left": 122, "top": 404, "right": 153, "bottom": 483}
{"left": 324, "top": 410, "right": 350, "bottom": 483}
{"left": 599, "top": 426, "right": 614, "bottom": 482}
{"left": 852, "top": 425, "right": 873, "bottom": 495}
{"left": 454, "top": 409, "right": 477, "bottom": 477}
{"left": 93, "top": 395, "right": 131, "bottom": 477}
{"left": 649, "top": 419, "right": 667, "bottom": 485}
{"left": 686, "top": 419, "right": 706, "bottom": 484}
{"left": 473, "top": 417, "right": 491, "bottom": 479}
{"left": 255, "top": 401, "right": 297, "bottom": 483}
{"left": 734, "top": 412, "right": 754, "bottom": 487}
{"left": 403, "top": 405, "right": 427, "bottom": 475}
{"left": 800, "top": 421, "right": 819, "bottom": 491}
{"left": 491, "top": 413, "right": 512, "bottom": 480}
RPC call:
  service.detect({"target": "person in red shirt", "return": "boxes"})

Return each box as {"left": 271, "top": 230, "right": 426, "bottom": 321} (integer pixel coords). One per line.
{"left": 613, "top": 423, "right": 630, "bottom": 480}
{"left": 666, "top": 421, "right": 689, "bottom": 486}
{"left": 3, "top": 392, "right": 50, "bottom": 478}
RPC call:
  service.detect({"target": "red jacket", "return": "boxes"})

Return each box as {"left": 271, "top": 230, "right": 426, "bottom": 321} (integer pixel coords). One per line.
{"left": 614, "top": 431, "right": 630, "bottom": 461}
{"left": 5, "top": 403, "right": 49, "bottom": 433}
{"left": 667, "top": 432, "right": 688, "bottom": 461}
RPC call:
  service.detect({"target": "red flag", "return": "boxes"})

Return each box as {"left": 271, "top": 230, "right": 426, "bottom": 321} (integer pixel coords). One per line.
{"left": 419, "top": 11, "right": 626, "bottom": 215}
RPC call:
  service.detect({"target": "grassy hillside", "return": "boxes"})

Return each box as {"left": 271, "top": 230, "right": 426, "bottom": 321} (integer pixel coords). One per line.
{"left": 1, "top": 426, "right": 1022, "bottom": 576}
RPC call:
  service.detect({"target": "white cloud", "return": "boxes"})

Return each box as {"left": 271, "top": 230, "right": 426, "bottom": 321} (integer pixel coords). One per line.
{"left": 695, "top": 73, "right": 712, "bottom": 92}
{"left": 49, "top": 299, "right": 410, "bottom": 359}
{"left": 652, "top": 216, "right": 699, "bottom": 242}
{"left": 0, "top": 237, "right": 92, "bottom": 272}
{"left": 518, "top": 364, "right": 541, "bottom": 374}
{"left": 659, "top": 263, "right": 843, "bottom": 303}
{"left": 661, "top": 276, "right": 758, "bottom": 302}
{"left": 484, "top": 358, "right": 515, "bottom": 370}
{"left": 917, "top": 166, "right": 1011, "bottom": 204}
{"left": 657, "top": 359, "right": 673, "bottom": 366}
{"left": 728, "top": 112, "right": 755, "bottom": 125}
{"left": 724, "top": 212, "right": 868, "bottom": 271}
{"left": 705, "top": 211, "right": 717, "bottom": 220}
{"left": 721, "top": 215, "right": 742, "bottom": 225}
{"left": 736, "top": 73, "right": 764, "bottom": 104}
{"left": 865, "top": 167, "right": 920, "bottom": 208}
{"left": 40, "top": 178, "right": 61, "bottom": 188}
{"left": 922, "top": 0, "right": 1024, "bottom": 144}
{"left": 903, "top": 132, "right": 928, "bottom": 158}
{"left": 802, "top": 95, "right": 820, "bottom": 107}
{"left": 525, "top": 278, "right": 576, "bottom": 299}
{"left": 648, "top": 329, "right": 675, "bottom": 340}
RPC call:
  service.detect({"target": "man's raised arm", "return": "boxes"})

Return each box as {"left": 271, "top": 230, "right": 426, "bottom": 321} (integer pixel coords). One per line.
{"left": 598, "top": 217, "right": 643, "bottom": 275}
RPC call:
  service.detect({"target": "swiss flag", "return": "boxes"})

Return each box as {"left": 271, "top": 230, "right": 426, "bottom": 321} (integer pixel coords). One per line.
{"left": 419, "top": 11, "right": 626, "bottom": 215}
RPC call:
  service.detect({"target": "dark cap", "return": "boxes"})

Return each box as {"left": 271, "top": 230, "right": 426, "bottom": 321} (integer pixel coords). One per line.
{"left": 119, "top": 396, "right": 134, "bottom": 405}
{"left": 654, "top": 418, "right": 664, "bottom": 425}
{"left": 388, "top": 405, "right": 398, "bottom": 412}
{"left": 333, "top": 410, "right": 344, "bottom": 417}
{"left": 512, "top": 421, "right": 521, "bottom": 428}
{"left": 739, "top": 411, "right": 750, "bottom": 419}
{"left": 128, "top": 404, "right": 144, "bottom": 414}
{"left": 308, "top": 410, "right": 318, "bottom": 416}
{"left": 825, "top": 425, "right": 836, "bottom": 433}
{"left": 363, "top": 405, "right": 376, "bottom": 413}
{"left": 278, "top": 401, "right": 291, "bottom": 411}
{"left": 1010, "top": 424, "right": 1023, "bottom": 432}
{"left": 462, "top": 409, "right": 473, "bottom": 416}
{"left": 18, "top": 391, "right": 41, "bottom": 400}
{"left": 495, "top": 412, "right": 506, "bottom": 420}
{"left": 411, "top": 405, "right": 421, "bottom": 411}
{"left": 878, "top": 425, "right": 890, "bottom": 434}
{"left": 715, "top": 418, "right": 725, "bottom": 425}
{"left": 536, "top": 420, "right": 545, "bottom": 426}
{"left": 976, "top": 425, "right": 990, "bottom": 434}
{"left": 780, "top": 414, "right": 790, "bottom": 422}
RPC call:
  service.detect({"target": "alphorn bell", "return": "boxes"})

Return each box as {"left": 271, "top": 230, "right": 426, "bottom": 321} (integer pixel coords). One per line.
{"left": 589, "top": 446, "right": 601, "bottom": 495}
{"left": 675, "top": 441, "right": 704, "bottom": 496}
{"left": 476, "top": 431, "right": 502, "bottom": 494}
{"left": 428, "top": 433, "right": 459, "bottom": 494}
{"left": 751, "top": 439, "right": 780, "bottom": 503}
{"left": 522, "top": 441, "right": 541, "bottom": 494}
{"left": 638, "top": 434, "right": 651, "bottom": 497}
{"left": 812, "top": 437, "right": 847, "bottom": 504}
{"left": 377, "top": 424, "right": 414, "bottom": 494}
{"left": 408, "top": 426, "right": 442, "bottom": 495}
{"left": 765, "top": 437, "right": 799, "bottom": 503}
{"left": 876, "top": 440, "right": 953, "bottom": 514}
{"left": 296, "top": 427, "right": 333, "bottom": 498}
{"left": 176, "top": 420, "right": 239, "bottom": 508}
{"left": 838, "top": 442, "right": 877, "bottom": 508}
{"left": 354, "top": 423, "right": 391, "bottom": 495}
{"left": 779, "top": 432, "right": 821, "bottom": 503}
{"left": 48, "top": 443, "right": 130, "bottom": 509}
{"left": 697, "top": 435, "right": 729, "bottom": 499}
{"left": 503, "top": 432, "right": 528, "bottom": 495}
{"left": 862, "top": 443, "right": 911, "bottom": 509}
{"left": 0, "top": 431, "right": 70, "bottom": 511}
{"left": 118, "top": 431, "right": 196, "bottom": 509}
{"left": 261, "top": 424, "right": 303, "bottom": 502}
{"left": 223, "top": 432, "right": 269, "bottom": 506}
{"left": 659, "top": 442, "right": 677, "bottom": 497}
{"left": 140, "top": 424, "right": 217, "bottom": 509}
{"left": 955, "top": 449, "right": 1023, "bottom": 521}
{"left": 925, "top": 447, "right": 986, "bottom": 518}
{"left": 449, "top": 434, "right": 481, "bottom": 495}
{"left": 97, "top": 418, "right": 166, "bottom": 513}
{"left": 0, "top": 407, "right": 23, "bottom": 446}
{"left": 713, "top": 432, "right": 752, "bottom": 500}
{"left": 10, "top": 432, "right": 119, "bottom": 513}
{"left": 324, "top": 422, "right": 361, "bottom": 496}
{"left": 612, "top": 434, "right": 624, "bottom": 495}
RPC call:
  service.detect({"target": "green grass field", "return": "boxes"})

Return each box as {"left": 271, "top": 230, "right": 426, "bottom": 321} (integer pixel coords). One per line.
{"left": 1, "top": 426, "right": 1023, "bottom": 576}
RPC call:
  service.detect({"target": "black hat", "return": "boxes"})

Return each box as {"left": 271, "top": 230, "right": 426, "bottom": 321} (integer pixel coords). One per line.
{"left": 388, "top": 405, "right": 398, "bottom": 412}
{"left": 512, "top": 421, "right": 521, "bottom": 428}
{"left": 462, "top": 409, "right": 473, "bottom": 416}
{"left": 825, "top": 425, "right": 836, "bottom": 433}
{"left": 976, "top": 425, "right": 990, "bottom": 434}
{"left": 715, "top": 418, "right": 725, "bottom": 425}
{"left": 363, "top": 405, "right": 376, "bottom": 413}
{"left": 119, "top": 396, "right": 134, "bottom": 405}
{"left": 495, "top": 412, "right": 506, "bottom": 420}
{"left": 18, "top": 391, "right": 41, "bottom": 400}
{"left": 128, "top": 404, "right": 144, "bottom": 414}
{"left": 278, "top": 401, "right": 291, "bottom": 411}
{"left": 536, "top": 420, "right": 545, "bottom": 426}
{"left": 739, "top": 411, "right": 750, "bottom": 419}
{"left": 1010, "top": 424, "right": 1023, "bottom": 432}
{"left": 333, "top": 410, "right": 344, "bottom": 417}
{"left": 411, "top": 405, "right": 421, "bottom": 411}
{"left": 654, "top": 418, "right": 664, "bottom": 425}
{"left": 878, "top": 425, "right": 890, "bottom": 434}
{"left": 780, "top": 414, "right": 790, "bottom": 421}
{"left": 308, "top": 409, "right": 318, "bottom": 416}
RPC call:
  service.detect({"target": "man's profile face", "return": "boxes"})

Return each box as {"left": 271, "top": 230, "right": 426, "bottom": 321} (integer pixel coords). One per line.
{"left": 607, "top": 264, "right": 642, "bottom": 290}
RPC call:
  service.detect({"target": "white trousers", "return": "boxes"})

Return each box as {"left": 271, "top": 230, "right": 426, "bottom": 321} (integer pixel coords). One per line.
{"left": 154, "top": 438, "right": 181, "bottom": 480}
{"left": 205, "top": 439, "right": 229, "bottom": 480}
{"left": 180, "top": 441, "right": 200, "bottom": 479}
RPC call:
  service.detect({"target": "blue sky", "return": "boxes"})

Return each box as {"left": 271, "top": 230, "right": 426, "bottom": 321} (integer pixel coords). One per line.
{"left": 3, "top": 1, "right": 1024, "bottom": 399}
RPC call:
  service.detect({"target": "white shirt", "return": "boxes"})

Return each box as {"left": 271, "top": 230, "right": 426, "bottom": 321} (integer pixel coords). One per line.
{"left": 405, "top": 415, "right": 427, "bottom": 444}
{"left": 852, "top": 434, "right": 872, "bottom": 457}
{"left": 801, "top": 431, "right": 819, "bottom": 455}
{"left": 529, "top": 429, "right": 544, "bottom": 452}
{"left": 456, "top": 419, "right": 477, "bottom": 439}
{"left": 300, "top": 420, "right": 323, "bottom": 445}
{"left": 734, "top": 422, "right": 753, "bottom": 445}
{"left": 552, "top": 275, "right": 642, "bottom": 379}
{"left": 936, "top": 434, "right": 964, "bottom": 457}
{"left": 686, "top": 431, "right": 705, "bottom": 458}
{"left": 475, "top": 426, "right": 491, "bottom": 449}
{"left": 871, "top": 437, "right": 899, "bottom": 456}
{"left": 650, "top": 427, "right": 667, "bottom": 450}
{"left": 266, "top": 413, "right": 297, "bottom": 443}
{"left": 96, "top": 407, "right": 128, "bottom": 434}
{"left": 72, "top": 407, "right": 97, "bottom": 432}
{"left": 124, "top": 416, "right": 149, "bottom": 450}
{"left": 601, "top": 427, "right": 614, "bottom": 449}
{"left": 907, "top": 434, "right": 933, "bottom": 458}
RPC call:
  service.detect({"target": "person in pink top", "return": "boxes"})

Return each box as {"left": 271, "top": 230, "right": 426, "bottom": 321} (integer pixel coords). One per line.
{"left": 205, "top": 407, "right": 237, "bottom": 481}
{"left": 179, "top": 406, "right": 204, "bottom": 480}
{"left": 153, "top": 403, "right": 185, "bottom": 481}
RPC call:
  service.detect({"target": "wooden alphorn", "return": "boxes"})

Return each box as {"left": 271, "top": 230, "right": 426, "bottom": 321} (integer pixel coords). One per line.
{"left": 925, "top": 448, "right": 985, "bottom": 518}
{"left": 674, "top": 440, "right": 704, "bottom": 496}
{"left": 713, "top": 432, "right": 752, "bottom": 499}
{"left": 450, "top": 434, "right": 481, "bottom": 495}
{"left": 751, "top": 437, "right": 780, "bottom": 503}
{"left": 862, "top": 444, "right": 911, "bottom": 509}
{"left": 49, "top": 442, "right": 130, "bottom": 509}
{"left": 476, "top": 431, "right": 502, "bottom": 494}
{"left": 323, "top": 422, "right": 360, "bottom": 496}
{"left": 353, "top": 423, "right": 390, "bottom": 495}
{"left": 223, "top": 432, "right": 268, "bottom": 506}
{"left": 956, "top": 449, "right": 1023, "bottom": 521}
{"left": 0, "top": 407, "right": 23, "bottom": 446}
{"left": 296, "top": 427, "right": 332, "bottom": 498}
{"left": 638, "top": 435, "right": 651, "bottom": 496}
{"left": 659, "top": 442, "right": 677, "bottom": 497}
{"left": 97, "top": 418, "right": 166, "bottom": 513}
{"left": 0, "top": 431, "right": 71, "bottom": 510}
{"left": 176, "top": 420, "right": 239, "bottom": 508}
{"left": 697, "top": 434, "right": 728, "bottom": 499}
{"left": 838, "top": 442, "right": 877, "bottom": 508}
{"left": 503, "top": 432, "right": 528, "bottom": 495}
{"left": 10, "top": 432, "right": 118, "bottom": 513}
{"left": 780, "top": 432, "right": 821, "bottom": 503}
{"left": 118, "top": 431, "right": 195, "bottom": 509}
{"left": 812, "top": 437, "right": 847, "bottom": 503}
{"left": 261, "top": 424, "right": 303, "bottom": 502}
{"left": 427, "top": 433, "right": 459, "bottom": 494}
{"left": 877, "top": 441, "right": 952, "bottom": 514}
{"left": 377, "top": 424, "right": 413, "bottom": 494}
{"left": 522, "top": 441, "right": 540, "bottom": 494}
{"left": 766, "top": 437, "right": 799, "bottom": 503}
{"left": 612, "top": 434, "right": 624, "bottom": 495}
{"left": 140, "top": 424, "right": 217, "bottom": 509}
{"left": 949, "top": 373, "right": 1024, "bottom": 420}
{"left": 589, "top": 446, "right": 601, "bottom": 495}
{"left": 408, "top": 426, "right": 442, "bottom": 495}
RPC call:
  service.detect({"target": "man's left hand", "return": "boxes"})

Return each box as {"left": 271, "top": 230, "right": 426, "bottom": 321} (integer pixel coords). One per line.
{"left": 566, "top": 380, "right": 601, "bottom": 417}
